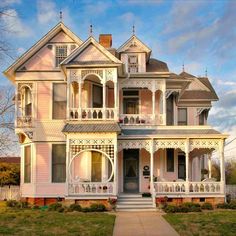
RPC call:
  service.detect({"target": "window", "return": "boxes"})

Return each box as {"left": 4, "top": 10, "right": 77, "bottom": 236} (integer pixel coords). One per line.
{"left": 128, "top": 55, "right": 138, "bottom": 73}
{"left": 178, "top": 108, "right": 187, "bottom": 125}
{"left": 24, "top": 145, "right": 31, "bottom": 183}
{"left": 24, "top": 87, "right": 32, "bottom": 116}
{"left": 55, "top": 45, "right": 67, "bottom": 67}
{"left": 199, "top": 111, "right": 205, "bottom": 125}
{"left": 53, "top": 83, "right": 67, "bottom": 119}
{"left": 166, "top": 94, "right": 174, "bottom": 125}
{"left": 52, "top": 144, "right": 66, "bottom": 183}
{"left": 93, "top": 85, "right": 103, "bottom": 108}
{"left": 123, "top": 90, "right": 139, "bottom": 114}
{"left": 166, "top": 149, "right": 174, "bottom": 172}
{"left": 91, "top": 151, "right": 102, "bottom": 182}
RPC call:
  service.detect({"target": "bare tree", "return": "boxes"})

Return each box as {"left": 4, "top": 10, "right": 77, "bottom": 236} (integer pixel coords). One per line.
{"left": 0, "top": 87, "right": 19, "bottom": 156}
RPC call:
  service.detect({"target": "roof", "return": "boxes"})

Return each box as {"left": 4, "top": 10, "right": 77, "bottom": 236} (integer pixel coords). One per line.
{"left": 62, "top": 123, "right": 121, "bottom": 133}
{"left": 3, "top": 22, "right": 83, "bottom": 83}
{"left": 120, "top": 128, "right": 222, "bottom": 137}
{"left": 146, "top": 58, "right": 169, "bottom": 72}
{"left": 0, "top": 157, "right": 20, "bottom": 164}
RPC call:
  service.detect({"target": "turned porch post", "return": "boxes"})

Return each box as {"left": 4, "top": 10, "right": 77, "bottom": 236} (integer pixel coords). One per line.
{"left": 163, "top": 84, "right": 167, "bottom": 125}
{"left": 102, "top": 80, "right": 106, "bottom": 118}
{"left": 208, "top": 153, "right": 212, "bottom": 179}
{"left": 219, "top": 139, "right": 225, "bottom": 194}
{"left": 150, "top": 139, "right": 155, "bottom": 205}
{"left": 114, "top": 139, "right": 118, "bottom": 195}
{"left": 78, "top": 81, "right": 82, "bottom": 119}
{"left": 185, "top": 139, "right": 190, "bottom": 194}
{"left": 66, "top": 81, "right": 70, "bottom": 120}
{"left": 114, "top": 82, "right": 118, "bottom": 120}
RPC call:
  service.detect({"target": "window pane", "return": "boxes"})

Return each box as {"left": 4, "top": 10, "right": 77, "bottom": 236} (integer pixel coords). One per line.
{"left": 91, "top": 152, "right": 102, "bottom": 182}
{"left": 166, "top": 149, "right": 174, "bottom": 172}
{"left": 93, "top": 85, "right": 103, "bottom": 108}
{"left": 55, "top": 45, "right": 67, "bottom": 67}
{"left": 53, "top": 84, "right": 67, "bottom": 119}
{"left": 24, "top": 146, "right": 31, "bottom": 183}
{"left": 52, "top": 144, "right": 66, "bottom": 183}
{"left": 178, "top": 108, "right": 187, "bottom": 125}
{"left": 123, "top": 98, "right": 139, "bottom": 114}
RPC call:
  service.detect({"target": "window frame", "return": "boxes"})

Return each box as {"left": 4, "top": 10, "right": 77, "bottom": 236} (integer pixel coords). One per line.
{"left": 128, "top": 54, "right": 138, "bottom": 73}
{"left": 122, "top": 89, "right": 140, "bottom": 114}
{"left": 178, "top": 108, "right": 187, "bottom": 125}
{"left": 166, "top": 148, "right": 175, "bottom": 172}
{"left": 24, "top": 145, "right": 31, "bottom": 183}
{"left": 51, "top": 144, "right": 66, "bottom": 183}
{"left": 55, "top": 45, "right": 68, "bottom": 68}
{"left": 52, "top": 83, "right": 67, "bottom": 120}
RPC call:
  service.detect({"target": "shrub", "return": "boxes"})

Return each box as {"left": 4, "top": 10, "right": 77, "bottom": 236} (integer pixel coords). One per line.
{"left": 32, "top": 205, "right": 40, "bottom": 210}
{"left": 57, "top": 206, "right": 65, "bottom": 213}
{"left": 229, "top": 200, "right": 236, "bottom": 209}
{"left": 69, "top": 204, "right": 82, "bottom": 212}
{"left": 81, "top": 207, "right": 91, "bottom": 213}
{"left": 216, "top": 203, "right": 230, "bottom": 209}
{"left": 163, "top": 205, "right": 179, "bottom": 213}
{"left": 178, "top": 205, "right": 189, "bottom": 213}
{"left": 182, "top": 202, "right": 201, "bottom": 212}
{"left": 48, "top": 203, "right": 62, "bottom": 211}
{"left": 90, "top": 203, "right": 106, "bottom": 212}
{"left": 6, "top": 200, "right": 19, "bottom": 208}
{"left": 20, "top": 201, "right": 29, "bottom": 209}
{"left": 201, "top": 202, "right": 213, "bottom": 210}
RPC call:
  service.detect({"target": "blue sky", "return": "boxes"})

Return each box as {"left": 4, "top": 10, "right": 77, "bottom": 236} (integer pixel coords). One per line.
{"left": 0, "top": 0, "right": 236, "bottom": 157}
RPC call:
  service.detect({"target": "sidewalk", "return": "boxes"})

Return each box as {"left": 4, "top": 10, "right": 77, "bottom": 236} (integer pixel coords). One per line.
{"left": 113, "top": 212, "right": 179, "bottom": 236}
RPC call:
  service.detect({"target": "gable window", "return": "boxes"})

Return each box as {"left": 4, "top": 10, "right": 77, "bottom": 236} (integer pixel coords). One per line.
{"left": 24, "top": 145, "right": 31, "bottom": 183}
{"left": 52, "top": 144, "right": 66, "bottom": 183}
{"left": 178, "top": 108, "right": 187, "bottom": 125}
{"left": 166, "top": 148, "right": 174, "bottom": 172}
{"left": 123, "top": 90, "right": 139, "bottom": 114}
{"left": 55, "top": 45, "right": 67, "bottom": 67}
{"left": 53, "top": 83, "right": 67, "bottom": 119}
{"left": 128, "top": 55, "right": 138, "bottom": 73}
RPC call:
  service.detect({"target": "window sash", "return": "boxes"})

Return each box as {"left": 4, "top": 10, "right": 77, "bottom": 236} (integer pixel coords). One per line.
{"left": 166, "top": 149, "right": 174, "bottom": 172}
{"left": 178, "top": 108, "right": 187, "bottom": 125}
{"left": 55, "top": 46, "right": 67, "bottom": 67}
{"left": 52, "top": 144, "right": 66, "bottom": 183}
{"left": 53, "top": 84, "right": 67, "bottom": 119}
{"left": 24, "top": 146, "right": 31, "bottom": 183}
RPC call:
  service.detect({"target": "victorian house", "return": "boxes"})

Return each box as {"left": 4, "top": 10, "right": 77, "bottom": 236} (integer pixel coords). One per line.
{"left": 4, "top": 22, "right": 227, "bottom": 210}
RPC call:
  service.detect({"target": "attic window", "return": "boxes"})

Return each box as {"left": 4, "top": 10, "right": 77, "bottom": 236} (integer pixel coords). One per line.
{"left": 128, "top": 55, "right": 138, "bottom": 73}
{"left": 55, "top": 45, "right": 67, "bottom": 67}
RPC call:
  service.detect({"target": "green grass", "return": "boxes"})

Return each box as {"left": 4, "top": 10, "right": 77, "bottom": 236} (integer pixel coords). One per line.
{"left": 164, "top": 211, "right": 236, "bottom": 236}
{"left": 0, "top": 201, "right": 115, "bottom": 236}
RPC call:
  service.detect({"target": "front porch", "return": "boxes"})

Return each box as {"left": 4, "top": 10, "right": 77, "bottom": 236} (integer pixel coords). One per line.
{"left": 65, "top": 128, "right": 227, "bottom": 203}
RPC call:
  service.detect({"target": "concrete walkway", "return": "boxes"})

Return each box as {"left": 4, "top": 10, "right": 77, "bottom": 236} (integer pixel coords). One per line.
{"left": 113, "top": 212, "right": 179, "bottom": 236}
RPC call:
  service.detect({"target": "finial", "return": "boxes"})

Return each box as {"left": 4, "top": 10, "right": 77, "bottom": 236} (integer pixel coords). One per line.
{"left": 132, "top": 24, "right": 135, "bottom": 35}
{"left": 182, "top": 62, "right": 185, "bottom": 72}
{"left": 205, "top": 67, "right": 208, "bottom": 77}
{"left": 89, "top": 24, "right": 93, "bottom": 36}
{"left": 59, "top": 11, "right": 63, "bottom": 22}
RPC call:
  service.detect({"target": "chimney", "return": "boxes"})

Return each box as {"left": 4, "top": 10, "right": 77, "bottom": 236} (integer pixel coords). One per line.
{"left": 99, "top": 34, "right": 112, "bottom": 48}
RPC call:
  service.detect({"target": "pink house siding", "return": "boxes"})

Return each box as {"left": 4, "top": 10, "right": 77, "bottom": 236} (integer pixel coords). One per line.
{"left": 37, "top": 82, "right": 51, "bottom": 119}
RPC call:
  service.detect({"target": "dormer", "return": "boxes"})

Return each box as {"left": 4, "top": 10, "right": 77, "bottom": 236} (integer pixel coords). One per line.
{"left": 117, "top": 35, "right": 151, "bottom": 73}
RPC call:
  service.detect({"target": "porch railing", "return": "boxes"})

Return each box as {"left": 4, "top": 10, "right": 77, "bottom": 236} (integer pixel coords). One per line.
{"left": 68, "top": 182, "right": 115, "bottom": 195}
{"left": 154, "top": 181, "right": 223, "bottom": 195}
{"left": 69, "top": 108, "right": 116, "bottom": 120}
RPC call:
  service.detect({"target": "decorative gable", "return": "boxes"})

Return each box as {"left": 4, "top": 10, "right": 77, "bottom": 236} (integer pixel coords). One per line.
{"left": 74, "top": 44, "right": 111, "bottom": 62}
{"left": 187, "top": 78, "right": 210, "bottom": 91}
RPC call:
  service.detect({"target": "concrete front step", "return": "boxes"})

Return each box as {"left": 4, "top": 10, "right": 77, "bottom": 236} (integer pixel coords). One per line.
{"left": 117, "top": 208, "right": 157, "bottom": 212}
{"left": 116, "top": 205, "right": 155, "bottom": 209}
{"left": 118, "top": 194, "right": 143, "bottom": 198}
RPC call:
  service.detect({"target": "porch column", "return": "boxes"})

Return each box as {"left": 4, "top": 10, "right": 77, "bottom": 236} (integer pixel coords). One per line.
{"left": 114, "top": 139, "right": 118, "bottom": 195}
{"left": 185, "top": 139, "right": 190, "bottom": 194}
{"left": 78, "top": 82, "right": 82, "bottom": 119}
{"left": 152, "top": 89, "right": 156, "bottom": 124}
{"left": 65, "top": 138, "right": 70, "bottom": 196}
{"left": 15, "top": 86, "right": 18, "bottom": 126}
{"left": 66, "top": 82, "right": 70, "bottom": 120}
{"left": 150, "top": 139, "right": 155, "bottom": 205}
{"left": 219, "top": 139, "right": 225, "bottom": 194}
{"left": 163, "top": 87, "right": 167, "bottom": 125}
{"left": 208, "top": 153, "right": 212, "bottom": 179}
{"left": 114, "top": 82, "right": 118, "bottom": 120}
{"left": 103, "top": 81, "right": 106, "bottom": 118}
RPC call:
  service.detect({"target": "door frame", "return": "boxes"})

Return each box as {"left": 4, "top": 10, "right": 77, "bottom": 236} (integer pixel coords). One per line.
{"left": 123, "top": 149, "right": 140, "bottom": 193}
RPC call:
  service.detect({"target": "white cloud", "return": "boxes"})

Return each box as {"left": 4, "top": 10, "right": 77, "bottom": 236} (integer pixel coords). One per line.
{"left": 83, "top": 1, "right": 111, "bottom": 15}
{"left": 37, "top": 0, "right": 57, "bottom": 25}
{"left": 0, "top": 0, "right": 21, "bottom": 7}
{"left": 1, "top": 9, "right": 32, "bottom": 38}
{"left": 121, "top": 0, "right": 163, "bottom": 5}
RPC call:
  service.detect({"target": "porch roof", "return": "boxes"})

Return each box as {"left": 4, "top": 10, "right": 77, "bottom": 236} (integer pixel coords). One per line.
{"left": 62, "top": 123, "right": 121, "bottom": 133}
{"left": 120, "top": 128, "right": 226, "bottom": 138}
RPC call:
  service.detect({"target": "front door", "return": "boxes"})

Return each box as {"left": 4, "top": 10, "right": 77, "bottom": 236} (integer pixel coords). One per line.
{"left": 123, "top": 149, "right": 139, "bottom": 193}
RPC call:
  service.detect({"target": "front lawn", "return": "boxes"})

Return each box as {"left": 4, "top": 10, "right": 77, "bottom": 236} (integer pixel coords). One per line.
{"left": 0, "top": 201, "right": 115, "bottom": 236}
{"left": 164, "top": 211, "right": 236, "bottom": 236}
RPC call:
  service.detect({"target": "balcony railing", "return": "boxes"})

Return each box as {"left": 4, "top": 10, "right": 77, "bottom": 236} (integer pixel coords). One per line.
{"left": 154, "top": 181, "right": 223, "bottom": 195}
{"left": 16, "top": 116, "right": 32, "bottom": 127}
{"left": 70, "top": 108, "right": 116, "bottom": 120}
{"left": 68, "top": 182, "right": 115, "bottom": 195}
{"left": 119, "top": 114, "right": 165, "bottom": 125}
